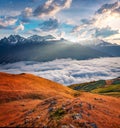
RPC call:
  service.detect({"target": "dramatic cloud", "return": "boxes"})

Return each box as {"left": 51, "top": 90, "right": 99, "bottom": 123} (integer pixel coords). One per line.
{"left": 95, "top": 27, "right": 119, "bottom": 38}
{"left": 94, "top": 1, "right": 120, "bottom": 29}
{"left": 39, "top": 18, "right": 59, "bottom": 31}
{"left": 96, "top": 1, "right": 119, "bottom": 14}
{"left": 114, "top": 6, "right": 120, "bottom": 14}
{"left": 0, "top": 57, "right": 120, "bottom": 85}
{"left": 20, "top": 7, "right": 33, "bottom": 23}
{"left": 72, "top": 25, "right": 86, "bottom": 33}
{"left": 0, "top": 16, "right": 17, "bottom": 29}
{"left": 80, "top": 18, "right": 95, "bottom": 25}
{"left": 0, "top": 0, "right": 119, "bottom": 43}
{"left": 104, "top": 33, "right": 120, "bottom": 44}
{"left": 15, "top": 23, "right": 24, "bottom": 32}
{"left": 33, "top": 0, "right": 72, "bottom": 17}
{"left": 22, "top": 7, "right": 33, "bottom": 17}
{"left": 0, "top": 16, "right": 25, "bottom": 32}
{"left": 71, "top": 1, "right": 120, "bottom": 42}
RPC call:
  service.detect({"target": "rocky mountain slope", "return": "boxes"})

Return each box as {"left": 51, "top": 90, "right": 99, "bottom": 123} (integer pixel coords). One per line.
{"left": 0, "top": 72, "right": 120, "bottom": 128}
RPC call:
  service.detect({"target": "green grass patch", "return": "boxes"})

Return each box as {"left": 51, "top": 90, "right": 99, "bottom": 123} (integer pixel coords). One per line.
{"left": 50, "top": 108, "right": 66, "bottom": 120}
{"left": 73, "top": 91, "right": 81, "bottom": 97}
{"left": 112, "top": 79, "right": 120, "bottom": 85}
{"left": 91, "top": 84, "right": 120, "bottom": 93}
{"left": 69, "top": 80, "right": 106, "bottom": 92}
{"left": 69, "top": 78, "right": 120, "bottom": 97}
{"left": 100, "top": 92, "right": 120, "bottom": 97}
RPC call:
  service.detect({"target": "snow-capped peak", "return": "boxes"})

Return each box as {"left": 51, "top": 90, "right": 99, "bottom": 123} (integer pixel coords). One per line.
{"left": 27, "top": 35, "right": 44, "bottom": 42}
{"left": 27, "top": 34, "right": 56, "bottom": 42}
{"left": 78, "top": 39, "right": 116, "bottom": 47}
{"left": 2, "top": 35, "right": 26, "bottom": 44}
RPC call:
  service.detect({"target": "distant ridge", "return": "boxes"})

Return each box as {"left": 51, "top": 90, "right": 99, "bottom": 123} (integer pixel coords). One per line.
{"left": 0, "top": 34, "right": 120, "bottom": 63}
{"left": 69, "top": 77, "right": 120, "bottom": 97}
{"left": 0, "top": 34, "right": 56, "bottom": 45}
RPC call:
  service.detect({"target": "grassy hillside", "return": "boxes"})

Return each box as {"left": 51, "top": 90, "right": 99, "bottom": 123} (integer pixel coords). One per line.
{"left": 91, "top": 84, "right": 120, "bottom": 97}
{"left": 69, "top": 80, "right": 106, "bottom": 92}
{"left": 69, "top": 78, "right": 120, "bottom": 97}
{"left": 0, "top": 72, "right": 120, "bottom": 128}
{"left": 0, "top": 72, "right": 75, "bottom": 103}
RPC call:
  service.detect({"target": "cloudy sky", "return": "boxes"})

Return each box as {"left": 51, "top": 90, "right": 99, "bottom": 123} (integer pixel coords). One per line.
{"left": 0, "top": 0, "right": 120, "bottom": 44}
{"left": 0, "top": 57, "right": 120, "bottom": 85}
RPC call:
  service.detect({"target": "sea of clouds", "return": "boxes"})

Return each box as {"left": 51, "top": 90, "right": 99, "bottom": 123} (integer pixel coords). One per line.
{"left": 0, "top": 57, "right": 120, "bottom": 85}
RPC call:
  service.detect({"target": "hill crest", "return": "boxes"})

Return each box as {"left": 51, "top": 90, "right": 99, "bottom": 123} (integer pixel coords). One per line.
{"left": 0, "top": 72, "right": 120, "bottom": 128}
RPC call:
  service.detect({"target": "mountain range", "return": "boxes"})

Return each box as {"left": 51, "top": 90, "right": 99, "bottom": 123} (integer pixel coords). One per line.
{"left": 0, "top": 34, "right": 56, "bottom": 44}
{"left": 0, "top": 35, "right": 120, "bottom": 63}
